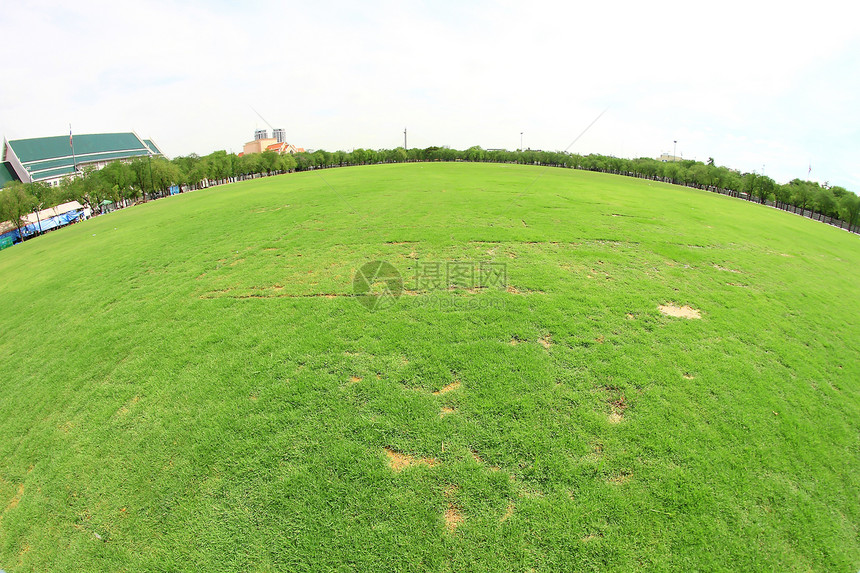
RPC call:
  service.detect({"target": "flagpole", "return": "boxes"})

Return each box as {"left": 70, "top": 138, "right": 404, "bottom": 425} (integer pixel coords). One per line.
{"left": 70, "top": 124, "right": 77, "bottom": 173}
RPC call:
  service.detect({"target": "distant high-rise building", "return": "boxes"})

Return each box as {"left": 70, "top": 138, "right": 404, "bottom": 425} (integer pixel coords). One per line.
{"left": 273, "top": 128, "right": 287, "bottom": 144}
{"left": 254, "top": 129, "right": 268, "bottom": 141}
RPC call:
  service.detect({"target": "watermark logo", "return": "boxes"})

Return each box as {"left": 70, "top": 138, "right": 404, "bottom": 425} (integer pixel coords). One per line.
{"left": 413, "top": 261, "right": 507, "bottom": 290}
{"left": 353, "top": 259, "right": 508, "bottom": 311}
{"left": 352, "top": 260, "right": 403, "bottom": 311}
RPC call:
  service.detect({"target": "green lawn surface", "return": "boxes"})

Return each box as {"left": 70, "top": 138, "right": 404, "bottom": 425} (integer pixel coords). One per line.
{"left": 0, "top": 162, "right": 857, "bottom": 571}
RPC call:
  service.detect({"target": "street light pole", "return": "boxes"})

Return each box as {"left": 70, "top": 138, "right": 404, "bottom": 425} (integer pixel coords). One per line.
{"left": 146, "top": 154, "right": 153, "bottom": 202}
{"left": 34, "top": 203, "right": 43, "bottom": 236}
{"left": 673, "top": 140, "right": 677, "bottom": 162}
{"left": 520, "top": 132, "right": 523, "bottom": 152}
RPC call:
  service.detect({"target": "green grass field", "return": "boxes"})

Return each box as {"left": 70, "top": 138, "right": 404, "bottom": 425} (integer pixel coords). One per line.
{"left": 0, "top": 162, "right": 858, "bottom": 571}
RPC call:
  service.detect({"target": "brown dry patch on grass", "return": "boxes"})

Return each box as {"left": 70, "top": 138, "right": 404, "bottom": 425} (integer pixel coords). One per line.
{"left": 608, "top": 395, "right": 627, "bottom": 424}
{"left": 470, "top": 450, "right": 500, "bottom": 471}
{"left": 201, "top": 290, "right": 349, "bottom": 300}
{"left": 229, "top": 258, "right": 245, "bottom": 267}
{"left": 658, "top": 304, "right": 701, "bottom": 319}
{"left": 726, "top": 282, "right": 748, "bottom": 288}
{"left": 625, "top": 313, "right": 636, "bottom": 320}
{"left": 595, "top": 335, "right": 605, "bottom": 344}
{"left": 349, "top": 376, "right": 363, "bottom": 384}
{"left": 509, "top": 336, "right": 521, "bottom": 345}
{"left": 500, "top": 502, "right": 515, "bottom": 523}
{"left": 3, "top": 483, "right": 25, "bottom": 514}
{"left": 607, "top": 471, "right": 632, "bottom": 485}
{"left": 538, "top": 334, "right": 552, "bottom": 349}
{"left": 505, "top": 285, "right": 545, "bottom": 295}
{"left": 583, "top": 442, "right": 605, "bottom": 463}
{"left": 17, "top": 541, "right": 31, "bottom": 559}
{"left": 249, "top": 394, "right": 258, "bottom": 401}
{"left": 433, "top": 381, "right": 460, "bottom": 395}
{"left": 439, "top": 407, "right": 456, "bottom": 417}
{"left": 117, "top": 395, "right": 140, "bottom": 416}
{"left": 683, "top": 373, "right": 695, "bottom": 380}
{"left": 384, "top": 448, "right": 437, "bottom": 472}
{"left": 713, "top": 264, "right": 740, "bottom": 273}
{"left": 443, "top": 485, "right": 464, "bottom": 533}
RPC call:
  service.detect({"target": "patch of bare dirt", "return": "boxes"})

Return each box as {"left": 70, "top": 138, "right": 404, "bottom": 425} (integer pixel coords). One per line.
{"left": 607, "top": 471, "right": 632, "bottom": 485}
{"left": 713, "top": 264, "right": 740, "bottom": 273}
{"left": 3, "top": 483, "right": 24, "bottom": 514}
{"left": 625, "top": 313, "right": 635, "bottom": 320}
{"left": 470, "top": 450, "right": 500, "bottom": 471}
{"left": 608, "top": 395, "right": 627, "bottom": 424}
{"left": 117, "top": 395, "right": 140, "bottom": 416}
{"left": 683, "top": 373, "right": 695, "bottom": 380}
{"left": 349, "top": 376, "right": 363, "bottom": 384}
{"left": 500, "top": 502, "right": 515, "bottom": 523}
{"left": 384, "top": 448, "right": 437, "bottom": 472}
{"left": 444, "top": 485, "right": 464, "bottom": 532}
{"left": 518, "top": 488, "right": 545, "bottom": 499}
{"left": 658, "top": 304, "right": 701, "bottom": 319}
{"left": 433, "top": 381, "right": 460, "bottom": 395}
{"left": 439, "top": 407, "right": 456, "bottom": 417}
{"left": 538, "top": 334, "right": 552, "bottom": 349}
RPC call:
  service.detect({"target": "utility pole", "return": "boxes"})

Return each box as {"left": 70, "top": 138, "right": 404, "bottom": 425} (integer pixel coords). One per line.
{"left": 34, "top": 203, "right": 43, "bottom": 236}
{"left": 70, "top": 124, "right": 77, "bottom": 172}
{"left": 673, "top": 140, "right": 677, "bottom": 162}
{"left": 404, "top": 128, "right": 407, "bottom": 150}
{"left": 520, "top": 132, "right": 523, "bottom": 152}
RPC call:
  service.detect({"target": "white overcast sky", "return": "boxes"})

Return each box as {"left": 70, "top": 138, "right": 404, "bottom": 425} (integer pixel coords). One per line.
{"left": 1, "top": 0, "right": 858, "bottom": 189}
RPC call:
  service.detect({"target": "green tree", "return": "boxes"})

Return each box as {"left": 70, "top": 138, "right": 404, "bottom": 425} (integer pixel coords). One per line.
{"left": 814, "top": 188, "right": 837, "bottom": 220}
{"left": 0, "top": 181, "right": 36, "bottom": 240}
{"left": 773, "top": 184, "right": 792, "bottom": 209}
{"left": 754, "top": 176, "right": 775, "bottom": 204}
{"left": 790, "top": 180, "right": 815, "bottom": 215}
{"left": 741, "top": 173, "right": 758, "bottom": 200}
{"left": 838, "top": 192, "right": 860, "bottom": 231}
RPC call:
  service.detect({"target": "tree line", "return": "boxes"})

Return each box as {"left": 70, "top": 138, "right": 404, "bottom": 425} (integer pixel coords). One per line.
{"left": 2, "top": 146, "right": 859, "bottom": 239}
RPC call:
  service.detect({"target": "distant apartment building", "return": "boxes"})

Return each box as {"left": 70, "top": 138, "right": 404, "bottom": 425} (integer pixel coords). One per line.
{"left": 241, "top": 129, "right": 304, "bottom": 156}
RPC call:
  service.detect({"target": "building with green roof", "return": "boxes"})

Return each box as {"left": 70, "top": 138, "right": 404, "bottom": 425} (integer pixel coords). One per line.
{"left": 0, "top": 162, "right": 18, "bottom": 187}
{"left": 2, "top": 131, "right": 163, "bottom": 186}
